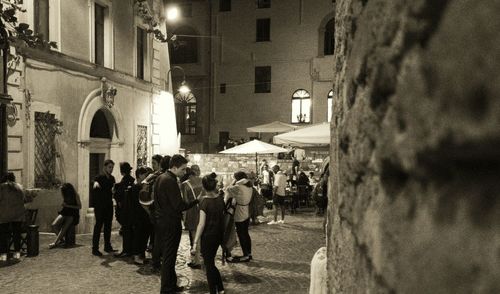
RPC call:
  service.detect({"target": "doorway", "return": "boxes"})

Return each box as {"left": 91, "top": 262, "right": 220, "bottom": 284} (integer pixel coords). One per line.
{"left": 88, "top": 153, "right": 105, "bottom": 207}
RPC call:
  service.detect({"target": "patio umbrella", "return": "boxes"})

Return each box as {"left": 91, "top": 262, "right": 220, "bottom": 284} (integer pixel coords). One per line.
{"left": 247, "top": 121, "right": 299, "bottom": 133}
{"left": 220, "top": 139, "right": 289, "bottom": 175}
{"left": 273, "top": 122, "right": 330, "bottom": 147}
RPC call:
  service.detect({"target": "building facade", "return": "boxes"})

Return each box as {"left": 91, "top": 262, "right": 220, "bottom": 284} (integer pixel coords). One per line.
{"left": 166, "top": 0, "right": 335, "bottom": 152}
{"left": 6, "top": 0, "right": 175, "bottom": 232}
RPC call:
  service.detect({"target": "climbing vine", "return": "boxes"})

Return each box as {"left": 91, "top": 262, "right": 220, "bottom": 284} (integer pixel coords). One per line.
{"left": 135, "top": 0, "right": 173, "bottom": 43}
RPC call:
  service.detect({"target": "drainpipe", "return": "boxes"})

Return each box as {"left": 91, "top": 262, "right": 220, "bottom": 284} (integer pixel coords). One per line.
{"left": 0, "top": 25, "right": 12, "bottom": 176}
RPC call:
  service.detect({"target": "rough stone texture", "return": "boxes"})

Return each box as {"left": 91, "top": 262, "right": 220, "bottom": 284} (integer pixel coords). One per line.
{"left": 327, "top": 0, "right": 500, "bottom": 293}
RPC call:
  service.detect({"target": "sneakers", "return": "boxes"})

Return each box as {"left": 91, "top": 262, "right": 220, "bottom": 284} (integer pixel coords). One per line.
{"left": 133, "top": 255, "right": 144, "bottom": 265}
{"left": 267, "top": 220, "right": 277, "bottom": 225}
{"left": 0, "top": 253, "right": 7, "bottom": 262}
{"left": 278, "top": 220, "right": 285, "bottom": 224}
{"left": 187, "top": 262, "right": 201, "bottom": 269}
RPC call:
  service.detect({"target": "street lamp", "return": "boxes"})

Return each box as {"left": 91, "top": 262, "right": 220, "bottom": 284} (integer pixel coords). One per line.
{"left": 166, "top": 6, "right": 180, "bottom": 22}
{"left": 166, "top": 65, "right": 191, "bottom": 95}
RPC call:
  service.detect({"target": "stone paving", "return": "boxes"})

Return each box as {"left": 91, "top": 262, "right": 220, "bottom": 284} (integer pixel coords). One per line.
{"left": 0, "top": 210, "right": 325, "bottom": 294}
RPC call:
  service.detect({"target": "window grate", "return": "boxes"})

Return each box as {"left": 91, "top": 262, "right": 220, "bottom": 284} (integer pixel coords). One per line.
{"left": 34, "top": 112, "right": 57, "bottom": 188}
{"left": 136, "top": 125, "right": 148, "bottom": 167}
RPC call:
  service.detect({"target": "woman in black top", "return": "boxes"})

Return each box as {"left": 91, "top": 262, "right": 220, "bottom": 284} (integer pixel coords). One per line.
{"left": 192, "top": 173, "right": 225, "bottom": 294}
{"left": 50, "top": 183, "right": 81, "bottom": 249}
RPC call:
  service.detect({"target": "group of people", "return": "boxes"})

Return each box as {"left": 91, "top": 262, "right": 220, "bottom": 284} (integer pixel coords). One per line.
{"left": 88, "top": 153, "right": 260, "bottom": 294}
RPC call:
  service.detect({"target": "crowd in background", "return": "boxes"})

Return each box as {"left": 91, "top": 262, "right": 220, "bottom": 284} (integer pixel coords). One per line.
{"left": 0, "top": 151, "right": 328, "bottom": 294}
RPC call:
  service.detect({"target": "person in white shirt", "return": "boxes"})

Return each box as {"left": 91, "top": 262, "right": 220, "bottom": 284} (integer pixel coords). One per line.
{"left": 269, "top": 165, "right": 287, "bottom": 224}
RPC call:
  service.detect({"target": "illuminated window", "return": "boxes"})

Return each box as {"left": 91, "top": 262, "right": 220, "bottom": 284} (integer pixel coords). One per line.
{"left": 175, "top": 92, "right": 197, "bottom": 135}
{"left": 328, "top": 90, "right": 333, "bottom": 122}
{"left": 292, "top": 89, "right": 311, "bottom": 123}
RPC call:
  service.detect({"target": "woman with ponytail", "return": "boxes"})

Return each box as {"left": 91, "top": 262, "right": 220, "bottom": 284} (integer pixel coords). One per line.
{"left": 191, "top": 173, "right": 225, "bottom": 294}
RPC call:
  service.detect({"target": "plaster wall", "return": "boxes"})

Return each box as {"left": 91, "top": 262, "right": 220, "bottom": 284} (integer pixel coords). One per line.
{"left": 328, "top": 0, "right": 500, "bottom": 293}
{"left": 210, "top": 0, "right": 335, "bottom": 146}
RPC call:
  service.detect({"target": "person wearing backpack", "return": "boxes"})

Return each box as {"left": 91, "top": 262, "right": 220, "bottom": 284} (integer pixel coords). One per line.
{"left": 114, "top": 162, "right": 135, "bottom": 257}
{"left": 180, "top": 165, "right": 203, "bottom": 269}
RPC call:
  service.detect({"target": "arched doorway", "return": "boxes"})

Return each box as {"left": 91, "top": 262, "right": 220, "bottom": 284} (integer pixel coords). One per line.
{"left": 77, "top": 88, "right": 123, "bottom": 232}
{"left": 87, "top": 108, "right": 116, "bottom": 208}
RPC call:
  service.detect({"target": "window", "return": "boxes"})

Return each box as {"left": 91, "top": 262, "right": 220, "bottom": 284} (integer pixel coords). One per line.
{"left": 255, "top": 66, "right": 271, "bottom": 93}
{"left": 169, "top": 26, "right": 198, "bottom": 64}
{"left": 136, "top": 125, "right": 148, "bottom": 167}
{"left": 180, "top": 3, "right": 192, "bottom": 17}
{"left": 257, "top": 0, "right": 271, "bottom": 8}
{"left": 292, "top": 89, "right": 311, "bottom": 123}
{"left": 34, "top": 0, "right": 49, "bottom": 39}
{"left": 220, "top": 83, "right": 226, "bottom": 94}
{"left": 256, "top": 18, "right": 270, "bottom": 42}
{"left": 136, "top": 27, "right": 148, "bottom": 80}
{"left": 90, "top": 109, "right": 111, "bottom": 139}
{"left": 220, "top": 0, "right": 231, "bottom": 12}
{"left": 328, "top": 90, "right": 333, "bottom": 122}
{"left": 175, "top": 92, "right": 197, "bottom": 135}
{"left": 94, "top": 3, "right": 106, "bottom": 66}
{"left": 34, "top": 112, "right": 57, "bottom": 188}
{"left": 324, "top": 18, "right": 335, "bottom": 55}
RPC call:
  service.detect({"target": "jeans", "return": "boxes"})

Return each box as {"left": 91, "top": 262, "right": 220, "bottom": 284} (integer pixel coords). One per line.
{"left": 235, "top": 218, "right": 252, "bottom": 256}
{"left": 201, "top": 234, "right": 224, "bottom": 294}
{"left": 92, "top": 206, "right": 113, "bottom": 250}
{"left": 0, "top": 222, "right": 22, "bottom": 254}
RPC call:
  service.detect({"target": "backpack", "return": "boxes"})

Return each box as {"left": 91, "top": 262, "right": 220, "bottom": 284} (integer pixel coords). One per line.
{"left": 138, "top": 173, "right": 160, "bottom": 206}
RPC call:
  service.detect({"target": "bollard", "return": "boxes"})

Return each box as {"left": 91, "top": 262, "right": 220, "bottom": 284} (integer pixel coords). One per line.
{"left": 26, "top": 225, "right": 39, "bottom": 257}
{"left": 309, "top": 247, "right": 327, "bottom": 294}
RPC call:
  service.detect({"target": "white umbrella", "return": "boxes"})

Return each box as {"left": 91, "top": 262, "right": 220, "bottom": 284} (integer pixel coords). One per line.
{"left": 273, "top": 122, "right": 330, "bottom": 147}
{"left": 247, "top": 121, "right": 299, "bottom": 133}
{"left": 220, "top": 139, "right": 288, "bottom": 174}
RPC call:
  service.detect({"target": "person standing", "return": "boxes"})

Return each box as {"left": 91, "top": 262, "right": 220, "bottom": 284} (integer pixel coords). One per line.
{"left": 91, "top": 159, "right": 116, "bottom": 256}
{"left": 181, "top": 165, "right": 203, "bottom": 269}
{"left": 114, "top": 162, "right": 135, "bottom": 257}
{"left": 122, "top": 166, "right": 153, "bottom": 264}
{"left": 225, "top": 171, "right": 253, "bottom": 262}
{"left": 0, "top": 173, "right": 25, "bottom": 263}
{"left": 269, "top": 165, "right": 287, "bottom": 224}
{"left": 192, "top": 173, "right": 225, "bottom": 294}
{"left": 154, "top": 154, "right": 199, "bottom": 294}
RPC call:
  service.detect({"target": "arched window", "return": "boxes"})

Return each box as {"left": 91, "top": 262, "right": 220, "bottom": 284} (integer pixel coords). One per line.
{"left": 292, "top": 89, "right": 311, "bottom": 123}
{"left": 324, "top": 18, "right": 335, "bottom": 55}
{"left": 328, "top": 90, "right": 333, "bottom": 122}
{"left": 175, "top": 91, "right": 197, "bottom": 135}
{"left": 90, "top": 109, "right": 112, "bottom": 139}
{"left": 169, "top": 26, "right": 198, "bottom": 64}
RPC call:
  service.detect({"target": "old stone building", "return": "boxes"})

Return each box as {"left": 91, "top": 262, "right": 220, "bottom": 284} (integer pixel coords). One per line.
{"left": 328, "top": 0, "right": 500, "bottom": 292}
{"left": 165, "top": 0, "right": 335, "bottom": 152}
{"left": 6, "top": 0, "right": 177, "bottom": 232}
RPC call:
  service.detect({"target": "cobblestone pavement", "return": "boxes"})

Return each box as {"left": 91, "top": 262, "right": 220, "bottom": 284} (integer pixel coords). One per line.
{"left": 0, "top": 210, "right": 325, "bottom": 294}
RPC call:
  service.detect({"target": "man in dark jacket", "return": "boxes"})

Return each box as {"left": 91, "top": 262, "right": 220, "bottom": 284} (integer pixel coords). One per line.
{"left": 91, "top": 159, "right": 116, "bottom": 256}
{"left": 154, "top": 154, "right": 199, "bottom": 294}
{"left": 114, "top": 162, "right": 135, "bottom": 257}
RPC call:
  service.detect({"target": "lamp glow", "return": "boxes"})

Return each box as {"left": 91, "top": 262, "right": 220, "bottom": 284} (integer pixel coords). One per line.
{"left": 166, "top": 7, "right": 179, "bottom": 22}
{"left": 178, "top": 83, "right": 191, "bottom": 94}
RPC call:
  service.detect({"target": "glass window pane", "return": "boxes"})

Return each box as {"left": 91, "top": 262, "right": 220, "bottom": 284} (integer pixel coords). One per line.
{"left": 302, "top": 98, "right": 311, "bottom": 123}
{"left": 292, "top": 99, "right": 301, "bottom": 123}
{"left": 328, "top": 98, "right": 333, "bottom": 122}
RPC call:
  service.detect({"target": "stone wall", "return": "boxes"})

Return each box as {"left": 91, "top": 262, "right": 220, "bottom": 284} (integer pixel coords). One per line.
{"left": 328, "top": 0, "right": 500, "bottom": 293}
